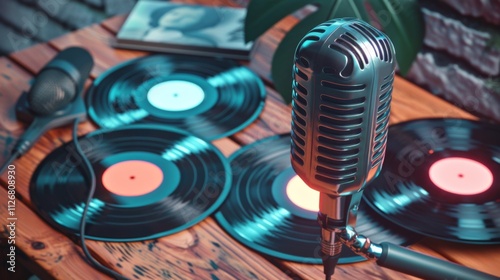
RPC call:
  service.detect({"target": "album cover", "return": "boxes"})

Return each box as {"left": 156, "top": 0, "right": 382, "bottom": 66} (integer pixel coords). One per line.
{"left": 114, "top": 1, "right": 253, "bottom": 60}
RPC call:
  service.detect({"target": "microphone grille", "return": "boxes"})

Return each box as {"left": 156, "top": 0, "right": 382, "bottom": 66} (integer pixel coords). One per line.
{"left": 28, "top": 69, "right": 76, "bottom": 115}
{"left": 291, "top": 18, "right": 396, "bottom": 193}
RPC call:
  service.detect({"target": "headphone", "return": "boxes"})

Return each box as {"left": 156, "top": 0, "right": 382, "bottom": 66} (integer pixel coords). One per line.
{"left": 0, "top": 47, "right": 93, "bottom": 173}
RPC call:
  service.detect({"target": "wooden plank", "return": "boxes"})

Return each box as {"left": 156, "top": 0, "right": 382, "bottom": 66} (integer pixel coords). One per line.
{"left": 100, "top": 15, "right": 126, "bottom": 34}
{"left": 0, "top": 185, "right": 110, "bottom": 279}
{"left": 0, "top": 58, "right": 36, "bottom": 164}
{"left": 87, "top": 217, "right": 289, "bottom": 280}
{"left": 8, "top": 43, "right": 58, "bottom": 75}
{"left": 390, "top": 77, "right": 476, "bottom": 123}
{"left": 420, "top": 238, "right": 500, "bottom": 277}
{"left": 49, "top": 24, "right": 148, "bottom": 78}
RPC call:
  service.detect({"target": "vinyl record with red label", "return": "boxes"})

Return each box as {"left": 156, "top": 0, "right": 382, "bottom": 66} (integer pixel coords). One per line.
{"left": 29, "top": 125, "right": 231, "bottom": 241}
{"left": 85, "top": 54, "right": 266, "bottom": 140}
{"left": 363, "top": 118, "right": 500, "bottom": 244}
{"left": 215, "top": 134, "right": 420, "bottom": 264}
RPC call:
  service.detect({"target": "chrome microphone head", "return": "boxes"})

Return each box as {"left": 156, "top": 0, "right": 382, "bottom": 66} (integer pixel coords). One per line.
{"left": 290, "top": 18, "right": 396, "bottom": 277}
{"left": 291, "top": 18, "right": 396, "bottom": 196}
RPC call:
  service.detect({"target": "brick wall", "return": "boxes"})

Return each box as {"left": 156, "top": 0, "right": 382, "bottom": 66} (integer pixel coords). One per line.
{"left": 0, "top": 0, "right": 137, "bottom": 55}
{"left": 407, "top": 0, "right": 500, "bottom": 123}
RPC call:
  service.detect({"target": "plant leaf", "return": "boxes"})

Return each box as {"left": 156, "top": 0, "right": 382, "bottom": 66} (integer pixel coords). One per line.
{"left": 271, "top": 11, "right": 332, "bottom": 104}
{"left": 327, "top": 0, "right": 372, "bottom": 20}
{"left": 271, "top": 0, "right": 372, "bottom": 104}
{"left": 365, "top": 0, "right": 424, "bottom": 75}
{"left": 244, "top": 0, "right": 320, "bottom": 43}
{"left": 265, "top": 0, "right": 424, "bottom": 103}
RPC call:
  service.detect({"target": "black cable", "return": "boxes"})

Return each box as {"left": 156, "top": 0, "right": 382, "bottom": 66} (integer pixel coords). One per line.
{"left": 322, "top": 253, "right": 339, "bottom": 280}
{"left": 0, "top": 150, "right": 21, "bottom": 176}
{"left": 72, "top": 119, "right": 129, "bottom": 280}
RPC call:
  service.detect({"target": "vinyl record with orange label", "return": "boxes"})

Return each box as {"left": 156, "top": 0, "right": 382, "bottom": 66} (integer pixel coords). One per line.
{"left": 30, "top": 125, "right": 231, "bottom": 241}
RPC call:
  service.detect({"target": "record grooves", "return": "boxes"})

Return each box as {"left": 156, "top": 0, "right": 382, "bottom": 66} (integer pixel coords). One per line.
{"left": 86, "top": 54, "right": 266, "bottom": 140}
{"left": 363, "top": 118, "right": 500, "bottom": 244}
{"left": 30, "top": 125, "right": 231, "bottom": 242}
{"left": 215, "top": 134, "right": 420, "bottom": 264}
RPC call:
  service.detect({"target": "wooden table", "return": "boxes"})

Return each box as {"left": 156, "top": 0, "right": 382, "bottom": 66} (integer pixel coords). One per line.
{"left": 1, "top": 1, "right": 499, "bottom": 279}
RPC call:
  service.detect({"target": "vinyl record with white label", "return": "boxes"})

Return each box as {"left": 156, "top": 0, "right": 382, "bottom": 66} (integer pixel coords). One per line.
{"left": 86, "top": 54, "right": 266, "bottom": 140}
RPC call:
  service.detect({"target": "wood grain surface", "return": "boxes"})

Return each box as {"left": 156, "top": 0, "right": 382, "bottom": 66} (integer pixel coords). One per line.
{"left": 0, "top": 188, "right": 110, "bottom": 279}
{"left": 1, "top": 0, "right": 499, "bottom": 279}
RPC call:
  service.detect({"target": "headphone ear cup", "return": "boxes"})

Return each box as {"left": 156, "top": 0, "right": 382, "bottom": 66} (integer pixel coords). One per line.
{"left": 6, "top": 47, "right": 92, "bottom": 161}
{"left": 16, "top": 91, "right": 86, "bottom": 126}
{"left": 15, "top": 91, "right": 36, "bottom": 123}
{"left": 12, "top": 94, "right": 87, "bottom": 157}
{"left": 27, "top": 68, "right": 77, "bottom": 116}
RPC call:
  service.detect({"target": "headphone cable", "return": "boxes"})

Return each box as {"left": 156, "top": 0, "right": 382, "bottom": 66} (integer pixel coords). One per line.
{"left": 72, "top": 119, "right": 129, "bottom": 280}
{"left": 0, "top": 150, "right": 21, "bottom": 176}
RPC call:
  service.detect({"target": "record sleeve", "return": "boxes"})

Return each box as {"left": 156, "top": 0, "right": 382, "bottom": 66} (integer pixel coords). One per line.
{"left": 114, "top": 1, "right": 252, "bottom": 60}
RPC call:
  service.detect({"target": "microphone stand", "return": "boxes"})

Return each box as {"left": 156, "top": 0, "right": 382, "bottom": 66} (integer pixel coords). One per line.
{"left": 338, "top": 226, "right": 499, "bottom": 280}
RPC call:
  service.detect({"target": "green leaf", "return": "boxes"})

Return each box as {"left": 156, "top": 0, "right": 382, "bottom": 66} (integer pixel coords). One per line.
{"left": 271, "top": 0, "right": 374, "bottom": 104}
{"left": 365, "top": 0, "right": 424, "bottom": 75}
{"left": 271, "top": 9, "right": 332, "bottom": 104}
{"left": 246, "top": 0, "right": 424, "bottom": 103}
{"left": 244, "top": 0, "right": 319, "bottom": 43}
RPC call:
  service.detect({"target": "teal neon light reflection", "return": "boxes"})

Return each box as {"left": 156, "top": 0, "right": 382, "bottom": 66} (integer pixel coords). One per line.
{"left": 162, "top": 136, "right": 209, "bottom": 161}
{"left": 207, "top": 67, "right": 248, "bottom": 87}
{"left": 53, "top": 198, "right": 106, "bottom": 229}
{"left": 101, "top": 108, "right": 149, "bottom": 127}
{"left": 373, "top": 184, "right": 429, "bottom": 214}
{"left": 234, "top": 207, "right": 291, "bottom": 242}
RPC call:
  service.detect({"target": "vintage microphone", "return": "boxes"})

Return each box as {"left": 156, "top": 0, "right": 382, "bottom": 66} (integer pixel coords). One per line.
{"left": 290, "top": 18, "right": 498, "bottom": 280}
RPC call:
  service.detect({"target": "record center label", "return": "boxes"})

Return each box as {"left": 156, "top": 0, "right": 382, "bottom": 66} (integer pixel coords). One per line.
{"left": 286, "top": 175, "right": 320, "bottom": 212}
{"left": 429, "top": 157, "right": 493, "bottom": 195}
{"left": 102, "top": 160, "right": 164, "bottom": 196}
{"left": 147, "top": 80, "right": 205, "bottom": 111}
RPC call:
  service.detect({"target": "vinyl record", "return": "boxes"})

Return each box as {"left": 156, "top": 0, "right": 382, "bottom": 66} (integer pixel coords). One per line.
{"left": 215, "top": 134, "right": 420, "bottom": 264}
{"left": 86, "top": 54, "right": 266, "bottom": 140}
{"left": 30, "top": 125, "right": 231, "bottom": 241}
{"left": 363, "top": 118, "right": 500, "bottom": 244}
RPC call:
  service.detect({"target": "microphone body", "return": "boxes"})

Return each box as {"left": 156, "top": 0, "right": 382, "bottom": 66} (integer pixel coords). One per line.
{"left": 290, "top": 18, "right": 396, "bottom": 275}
